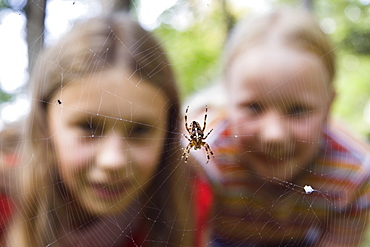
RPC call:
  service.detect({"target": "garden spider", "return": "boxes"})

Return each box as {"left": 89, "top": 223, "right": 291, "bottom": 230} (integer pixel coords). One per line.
{"left": 182, "top": 105, "right": 214, "bottom": 164}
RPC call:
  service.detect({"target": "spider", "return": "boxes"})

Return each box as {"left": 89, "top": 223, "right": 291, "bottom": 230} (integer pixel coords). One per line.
{"left": 182, "top": 105, "right": 214, "bottom": 164}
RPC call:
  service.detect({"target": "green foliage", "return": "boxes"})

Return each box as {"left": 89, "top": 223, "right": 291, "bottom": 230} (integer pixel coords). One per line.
{"left": 313, "top": 0, "right": 370, "bottom": 137}
{"left": 0, "top": 89, "right": 13, "bottom": 103}
{"left": 332, "top": 51, "right": 370, "bottom": 136}
{"left": 0, "top": 1, "right": 20, "bottom": 108}
{"left": 152, "top": 0, "right": 370, "bottom": 138}
{"left": 0, "top": 0, "right": 10, "bottom": 9}
{"left": 154, "top": 3, "right": 227, "bottom": 99}
{"left": 155, "top": 26, "right": 224, "bottom": 98}
{"left": 2, "top": 0, "right": 367, "bottom": 137}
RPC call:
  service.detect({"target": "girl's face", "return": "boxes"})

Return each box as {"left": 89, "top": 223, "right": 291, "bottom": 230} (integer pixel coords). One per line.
{"left": 226, "top": 44, "right": 334, "bottom": 181}
{"left": 47, "top": 69, "right": 168, "bottom": 216}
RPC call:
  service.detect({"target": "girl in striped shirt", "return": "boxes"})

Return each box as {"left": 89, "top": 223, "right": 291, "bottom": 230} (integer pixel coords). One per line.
{"left": 186, "top": 7, "right": 370, "bottom": 247}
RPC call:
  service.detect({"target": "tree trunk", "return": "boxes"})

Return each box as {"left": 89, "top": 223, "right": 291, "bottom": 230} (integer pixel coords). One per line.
{"left": 221, "top": 0, "right": 236, "bottom": 35}
{"left": 24, "top": 0, "right": 47, "bottom": 73}
{"left": 101, "top": 0, "right": 132, "bottom": 13}
{"left": 302, "top": 0, "right": 313, "bottom": 11}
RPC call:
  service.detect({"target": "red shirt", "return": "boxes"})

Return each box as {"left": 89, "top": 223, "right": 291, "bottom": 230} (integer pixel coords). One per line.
{"left": 127, "top": 176, "right": 213, "bottom": 246}
{"left": 0, "top": 177, "right": 213, "bottom": 247}
{"left": 0, "top": 194, "right": 12, "bottom": 237}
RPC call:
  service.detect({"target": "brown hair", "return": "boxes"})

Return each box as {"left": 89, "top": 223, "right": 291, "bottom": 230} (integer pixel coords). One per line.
{"left": 6, "top": 13, "right": 196, "bottom": 246}
{"left": 223, "top": 7, "right": 336, "bottom": 83}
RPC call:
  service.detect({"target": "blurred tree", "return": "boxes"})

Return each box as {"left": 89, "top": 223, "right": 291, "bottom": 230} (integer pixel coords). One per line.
{"left": 221, "top": 0, "right": 236, "bottom": 34}
{"left": 154, "top": 0, "right": 228, "bottom": 97}
{"left": 0, "top": 0, "right": 30, "bottom": 105}
{"left": 0, "top": 90, "right": 13, "bottom": 104}
{"left": 152, "top": 0, "right": 369, "bottom": 137}
{"left": 303, "top": 0, "right": 313, "bottom": 10}
{"left": 0, "top": 0, "right": 44, "bottom": 73}
{"left": 313, "top": 0, "right": 370, "bottom": 137}
{"left": 100, "top": 0, "right": 133, "bottom": 13}
{"left": 24, "top": 0, "right": 46, "bottom": 72}
{"left": 0, "top": 0, "right": 10, "bottom": 9}
{"left": 0, "top": 0, "right": 368, "bottom": 137}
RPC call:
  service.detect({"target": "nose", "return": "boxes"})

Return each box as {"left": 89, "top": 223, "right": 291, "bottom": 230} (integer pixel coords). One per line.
{"left": 96, "top": 133, "right": 128, "bottom": 172}
{"left": 259, "top": 111, "right": 287, "bottom": 145}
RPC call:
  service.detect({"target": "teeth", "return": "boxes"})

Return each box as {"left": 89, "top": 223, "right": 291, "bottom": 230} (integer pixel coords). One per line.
{"left": 93, "top": 183, "right": 125, "bottom": 192}
{"left": 265, "top": 153, "right": 289, "bottom": 161}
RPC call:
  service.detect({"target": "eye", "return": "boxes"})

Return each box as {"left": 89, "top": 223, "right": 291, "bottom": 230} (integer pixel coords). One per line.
{"left": 128, "top": 124, "right": 152, "bottom": 138}
{"left": 240, "top": 102, "right": 263, "bottom": 115}
{"left": 77, "top": 119, "right": 103, "bottom": 136}
{"left": 74, "top": 121, "right": 91, "bottom": 132}
{"left": 287, "top": 105, "right": 310, "bottom": 117}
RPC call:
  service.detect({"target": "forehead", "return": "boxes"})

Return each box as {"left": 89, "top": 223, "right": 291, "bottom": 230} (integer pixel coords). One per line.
{"left": 57, "top": 69, "right": 168, "bottom": 119}
{"left": 227, "top": 45, "right": 332, "bottom": 102}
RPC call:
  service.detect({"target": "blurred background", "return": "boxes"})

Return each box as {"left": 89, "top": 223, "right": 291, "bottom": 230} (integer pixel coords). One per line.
{"left": 0, "top": 0, "right": 369, "bottom": 140}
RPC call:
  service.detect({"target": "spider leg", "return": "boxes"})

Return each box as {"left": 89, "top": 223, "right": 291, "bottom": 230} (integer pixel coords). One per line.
{"left": 184, "top": 106, "right": 190, "bottom": 132}
{"left": 182, "top": 134, "right": 192, "bottom": 142}
{"left": 203, "top": 128, "right": 213, "bottom": 140}
{"left": 182, "top": 142, "right": 194, "bottom": 163}
{"left": 203, "top": 142, "right": 214, "bottom": 164}
{"left": 202, "top": 105, "right": 208, "bottom": 132}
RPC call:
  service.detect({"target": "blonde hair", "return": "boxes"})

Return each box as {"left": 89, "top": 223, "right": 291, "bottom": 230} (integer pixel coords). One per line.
{"left": 6, "top": 13, "right": 196, "bottom": 246}
{"left": 223, "top": 7, "right": 336, "bottom": 83}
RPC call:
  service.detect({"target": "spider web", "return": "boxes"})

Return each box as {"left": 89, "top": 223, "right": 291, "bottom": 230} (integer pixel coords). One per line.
{"left": 0, "top": 0, "right": 369, "bottom": 247}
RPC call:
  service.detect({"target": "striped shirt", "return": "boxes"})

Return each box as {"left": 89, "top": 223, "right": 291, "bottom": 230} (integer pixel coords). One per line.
{"left": 189, "top": 109, "right": 370, "bottom": 246}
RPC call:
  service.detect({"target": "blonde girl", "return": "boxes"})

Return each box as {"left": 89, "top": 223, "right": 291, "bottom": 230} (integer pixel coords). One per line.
{"left": 187, "top": 7, "right": 370, "bottom": 246}
{"left": 4, "top": 13, "right": 209, "bottom": 247}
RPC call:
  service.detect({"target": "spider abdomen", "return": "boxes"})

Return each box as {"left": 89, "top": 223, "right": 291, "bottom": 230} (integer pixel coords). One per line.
{"left": 182, "top": 106, "right": 214, "bottom": 164}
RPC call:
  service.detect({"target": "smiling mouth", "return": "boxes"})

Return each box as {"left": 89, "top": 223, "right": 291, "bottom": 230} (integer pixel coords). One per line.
{"left": 253, "top": 151, "right": 293, "bottom": 162}
{"left": 91, "top": 183, "right": 128, "bottom": 198}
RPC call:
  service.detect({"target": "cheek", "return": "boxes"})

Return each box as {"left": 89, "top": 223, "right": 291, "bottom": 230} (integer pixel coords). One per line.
{"left": 53, "top": 135, "right": 93, "bottom": 181}
{"left": 291, "top": 113, "right": 326, "bottom": 142}
{"left": 227, "top": 114, "right": 257, "bottom": 149}
{"left": 227, "top": 105, "right": 256, "bottom": 136}
{"left": 131, "top": 139, "right": 164, "bottom": 174}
